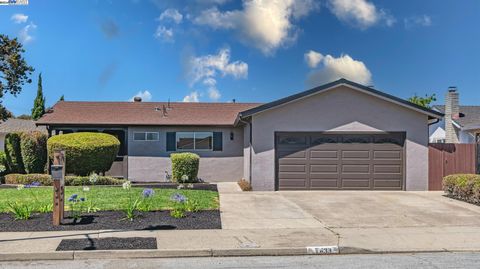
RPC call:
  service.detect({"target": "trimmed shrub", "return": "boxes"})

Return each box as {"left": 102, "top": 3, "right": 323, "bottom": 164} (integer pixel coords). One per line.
{"left": 237, "top": 179, "right": 252, "bottom": 191}
{"left": 20, "top": 131, "right": 48, "bottom": 174}
{"left": 443, "top": 174, "right": 480, "bottom": 204}
{"left": 5, "top": 173, "right": 126, "bottom": 186}
{"left": 64, "top": 176, "right": 125, "bottom": 186}
{"left": 47, "top": 132, "right": 120, "bottom": 176}
{"left": 5, "top": 173, "right": 52, "bottom": 185}
{"left": 0, "top": 151, "right": 7, "bottom": 176}
{"left": 4, "top": 132, "right": 25, "bottom": 174}
{"left": 171, "top": 152, "right": 200, "bottom": 183}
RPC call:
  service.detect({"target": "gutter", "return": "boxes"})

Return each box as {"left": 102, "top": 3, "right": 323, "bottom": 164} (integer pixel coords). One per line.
{"left": 238, "top": 115, "right": 253, "bottom": 185}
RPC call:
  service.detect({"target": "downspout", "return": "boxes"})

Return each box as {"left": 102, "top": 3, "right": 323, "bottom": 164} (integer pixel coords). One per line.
{"left": 238, "top": 115, "right": 253, "bottom": 185}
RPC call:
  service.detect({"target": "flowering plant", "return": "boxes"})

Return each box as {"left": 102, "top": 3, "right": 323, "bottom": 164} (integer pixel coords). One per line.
{"left": 68, "top": 194, "right": 85, "bottom": 220}
{"left": 82, "top": 173, "right": 99, "bottom": 213}
{"left": 139, "top": 188, "right": 155, "bottom": 212}
{"left": 170, "top": 193, "right": 187, "bottom": 218}
{"left": 123, "top": 181, "right": 139, "bottom": 220}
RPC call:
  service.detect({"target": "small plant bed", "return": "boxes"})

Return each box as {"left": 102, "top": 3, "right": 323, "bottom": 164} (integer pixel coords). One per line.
{"left": 443, "top": 174, "right": 480, "bottom": 206}
{"left": 56, "top": 237, "right": 157, "bottom": 251}
{"left": 0, "top": 180, "right": 220, "bottom": 231}
{"left": 0, "top": 210, "right": 221, "bottom": 232}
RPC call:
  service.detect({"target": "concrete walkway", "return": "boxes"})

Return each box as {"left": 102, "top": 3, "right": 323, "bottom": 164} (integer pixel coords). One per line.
{"left": 1, "top": 183, "right": 480, "bottom": 261}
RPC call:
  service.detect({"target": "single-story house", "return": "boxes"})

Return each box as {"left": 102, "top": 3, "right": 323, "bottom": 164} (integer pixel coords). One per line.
{"left": 37, "top": 79, "right": 443, "bottom": 191}
{"left": 0, "top": 119, "right": 47, "bottom": 150}
{"left": 429, "top": 87, "right": 480, "bottom": 143}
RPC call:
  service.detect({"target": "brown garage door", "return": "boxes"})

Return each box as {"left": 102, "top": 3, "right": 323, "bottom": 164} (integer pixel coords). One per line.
{"left": 276, "top": 132, "right": 405, "bottom": 190}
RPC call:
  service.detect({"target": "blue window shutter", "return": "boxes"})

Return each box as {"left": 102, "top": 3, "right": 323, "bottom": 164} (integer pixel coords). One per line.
{"left": 166, "top": 132, "right": 176, "bottom": 151}
{"left": 213, "top": 132, "right": 223, "bottom": 151}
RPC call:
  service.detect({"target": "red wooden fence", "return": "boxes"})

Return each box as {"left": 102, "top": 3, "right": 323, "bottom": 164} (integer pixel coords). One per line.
{"left": 428, "top": 143, "right": 477, "bottom": 191}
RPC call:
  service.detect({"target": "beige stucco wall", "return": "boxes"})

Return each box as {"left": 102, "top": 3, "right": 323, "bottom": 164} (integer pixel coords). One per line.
{"left": 248, "top": 85, "right": 430, "bottom": 191}
{"left": 0, "top": 133, "right": 5, "bottom": 152}
{"left": 127, "top": 126, "right": 244, "bottom": 182}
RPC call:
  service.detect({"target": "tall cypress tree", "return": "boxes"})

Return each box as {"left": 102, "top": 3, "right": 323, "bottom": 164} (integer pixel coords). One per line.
{"left": 31, "top": 73, "right": 45, "bottom": 120}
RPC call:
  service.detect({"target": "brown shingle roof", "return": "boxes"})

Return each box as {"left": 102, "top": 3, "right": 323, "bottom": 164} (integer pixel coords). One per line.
{"left": 36, "top": 101, "right": 262, "bottom": 126}
{"left": 0, "top": 119, "right": 47, "bottom": 133}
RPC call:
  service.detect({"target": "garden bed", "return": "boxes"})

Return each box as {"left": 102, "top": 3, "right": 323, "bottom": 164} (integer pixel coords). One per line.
{"left": 57, "top": 237, "right": 157, "bottom": 251}
{"left": 132, "top": 182, "right": 218, "bottom": 192}
{"left": 0, "top": 210, "right": 221, "bottom": 232}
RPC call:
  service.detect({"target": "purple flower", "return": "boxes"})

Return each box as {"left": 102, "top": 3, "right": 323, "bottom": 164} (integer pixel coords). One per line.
{"left": 80, "top": 197, "right": 85, "bottom": 202}
{"left": 25, "top": 181, "right": 41, "bottom": 188}
{"left": 170, "top": 193, "right": 187, "bottom": 203}
{"left": 142, "top": 188, "right": 155, "bottom": 198}
{"left": 68, "top": 194, "right": 78, "bottom": 202}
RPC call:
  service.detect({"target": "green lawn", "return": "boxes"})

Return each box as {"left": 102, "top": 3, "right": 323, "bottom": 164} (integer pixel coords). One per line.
{"left": 0, "top": 186, "right": 219, "bottom": 213}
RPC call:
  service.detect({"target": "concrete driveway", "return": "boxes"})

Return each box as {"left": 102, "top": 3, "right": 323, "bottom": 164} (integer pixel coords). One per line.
{"left": 218, "top": 183, "right": 480, "bottom": 229}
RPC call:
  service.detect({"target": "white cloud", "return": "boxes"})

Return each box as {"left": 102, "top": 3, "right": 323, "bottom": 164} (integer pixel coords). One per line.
{"left": 306, "top": 53, "right": 372, "bottom": 87}
{"left": 208, "top": 88, "right": 221, "bottom": 100}
{"left": 327, "top": 0, "right": 394, "bottom": 29}
{"left": 18, "top": 22, "right": 37, "bottom": 44}
{"left": 158, "top": 8, "right": 183, "bottom": 24}
{"left": 183, "top": 91, "right": 200, "bottom": 102}
{"left": 186, "top": 48, "right": 247, "bottom": 101}
{"left": 11, "top": 13, "right": 28, "bottom": 24}
{"left": 304, "top": 50, "right": 324, "bottom": 68}
{"left": 194, "top": 0, "right": 319, "bottom": 55}
{"left": 129, "top": 90, "right": 152, "bottom": 102}
{"left": 404, "top": 15, "right": 432, "bottom": 29}
{"left": 154, "top": 26, "right": 174, "bottom": 42}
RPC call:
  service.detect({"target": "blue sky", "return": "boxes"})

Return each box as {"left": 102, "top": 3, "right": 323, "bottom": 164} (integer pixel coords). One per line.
{"left": 0, "top": 0, "right": 479, "bottom": 116}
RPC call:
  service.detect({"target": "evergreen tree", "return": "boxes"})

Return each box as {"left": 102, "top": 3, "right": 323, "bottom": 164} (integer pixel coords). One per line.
{"left": 59, "top": 94, "right": 64, "bottom": 101}
{"left": 31, "top": 73, "right": 45, "bottom": 120}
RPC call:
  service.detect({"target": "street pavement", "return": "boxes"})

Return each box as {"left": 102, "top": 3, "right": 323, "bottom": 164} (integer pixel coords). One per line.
{"left": 1, "top": 252, "right": 480, "bottom": 269}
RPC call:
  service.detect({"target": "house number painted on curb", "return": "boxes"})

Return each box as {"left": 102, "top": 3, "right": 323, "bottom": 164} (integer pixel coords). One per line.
{"left": 306, "top": 246, "right": 339, "bottom": 255}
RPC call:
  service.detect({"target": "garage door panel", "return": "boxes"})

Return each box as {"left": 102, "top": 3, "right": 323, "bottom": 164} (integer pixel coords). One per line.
{"left": 374, "top": 179, "right": 402, "bottom": 188}
{"left": 310, "top": 150, "right": 338, "bottom": 159}
{"left": 342, "top": 179, "right": 371, "bottom": 188}
{"left": 373, "top": 164, "right": 402, "bottom": 174}
{"left": 310, "top": 179, "right": 338, "bottom": 188}
{"left": 278, "top": 164, "right": 306, "bottom": 172}
{"left": 276, "top": 132, "right": 405, "bottom": 191}
{"left": 341, "top": 150, "right": 370, "bottom": 159}
{"left": 373, "top": 150, "right": 402, "bottom": 160}
{"left": 310, "top": 164, "right": 338, "bottom": 173}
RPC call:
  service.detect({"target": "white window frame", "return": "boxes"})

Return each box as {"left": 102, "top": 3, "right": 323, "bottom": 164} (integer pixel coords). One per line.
{"left": 133, "top": 132, "right": 159, "bottom": 141}
{"left": 176, "top": 131, "right": 214, "bottom": 151}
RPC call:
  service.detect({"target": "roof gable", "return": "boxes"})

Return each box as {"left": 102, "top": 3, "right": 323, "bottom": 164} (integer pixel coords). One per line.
{"left": 433, "top": 105, "right": 480, "bottom": 128}
{"left": 239, "top": 79, "right": 444, "bottom": 120}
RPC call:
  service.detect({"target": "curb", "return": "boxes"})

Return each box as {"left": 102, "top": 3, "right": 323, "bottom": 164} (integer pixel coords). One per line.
{"left": 0, "top": 247, "right": 475, "bottom": 262}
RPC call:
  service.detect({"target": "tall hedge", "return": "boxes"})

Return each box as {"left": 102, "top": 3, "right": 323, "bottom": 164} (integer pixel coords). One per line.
{"left": 170, "top": 152, "right": 200, "bottom": 183}
{"left": 20, "top": 131, "right": 48, "bottom": 173}
{"left": 4, "top": 132, "right": 25, "bottom": 174}
{"left": 47, "top": 132, "right": 120, "bottom": 176}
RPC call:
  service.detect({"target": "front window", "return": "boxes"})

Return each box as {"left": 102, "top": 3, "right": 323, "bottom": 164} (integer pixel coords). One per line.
{"left": 134, "top": 132, "right": 159, "bottom": 141}
{"left": 176, "top": 132, "right": 213, "bottom": 150}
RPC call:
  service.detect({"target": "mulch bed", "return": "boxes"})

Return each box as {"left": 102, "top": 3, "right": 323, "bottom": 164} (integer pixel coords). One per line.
{"left": 0, "top": 210, "right": 221, "bottom": 232}
{"left": 56, "top": 237, "right": 157, "bottom": 251}
{"left": 444, "top": 194, "right": 480, "bottom": 206}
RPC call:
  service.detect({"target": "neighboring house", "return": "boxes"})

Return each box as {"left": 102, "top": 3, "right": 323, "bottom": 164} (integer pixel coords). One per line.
{"left": 429, "top": 87, "right": 480, "bottom": 143}
{"left": 0, "top": 119, "right": 47, "bottom": 150}
{"left": 37, "top": 79, "right": 443, "bottom": 191}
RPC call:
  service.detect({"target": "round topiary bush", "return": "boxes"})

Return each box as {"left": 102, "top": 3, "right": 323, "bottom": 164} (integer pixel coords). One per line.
{"left": 47, "top": 132, "right": 120, "bottom": 176}
{"left": 170, "top": 152, "right": 200, "bottom": 183}
{"left": 20, "top": 131, "right": 48, "bottom": 174}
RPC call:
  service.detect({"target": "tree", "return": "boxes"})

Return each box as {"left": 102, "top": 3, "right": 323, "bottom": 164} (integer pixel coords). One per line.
{"left": 31, "top": 73, "right": 45, "bottom": 120}
{"left": 59, "top": 94, "right": 64, "bottom": 101}
{"left": 0, "top": 105, "right": 13, "bottom": 121}
{"left": 0, "top": 35, "right": 34, "bottom": 113}
{"left": 16, "top": 114, "right": 32, "bottom": 120}
{"left": 408, "top": 93, "right": 437, "bottom": 108}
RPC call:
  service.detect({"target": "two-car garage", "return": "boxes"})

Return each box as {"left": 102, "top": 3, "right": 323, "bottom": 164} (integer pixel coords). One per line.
{"left": 276, "top": 132, "right": 405, "bottom": 190}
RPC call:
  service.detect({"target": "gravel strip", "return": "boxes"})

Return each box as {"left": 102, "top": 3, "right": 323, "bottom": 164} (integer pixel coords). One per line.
{"left": 56, "top": 237, "right": 157, "bottom": 251}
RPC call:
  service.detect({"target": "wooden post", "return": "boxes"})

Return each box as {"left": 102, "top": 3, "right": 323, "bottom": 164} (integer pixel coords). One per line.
{"left": 52, "top": 150, "right": 65, "bottom": 226}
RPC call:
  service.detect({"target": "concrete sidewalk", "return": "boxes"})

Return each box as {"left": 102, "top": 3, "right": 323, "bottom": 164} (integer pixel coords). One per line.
{"left": 2, "top": 183, "right": 480, "bottom": 261}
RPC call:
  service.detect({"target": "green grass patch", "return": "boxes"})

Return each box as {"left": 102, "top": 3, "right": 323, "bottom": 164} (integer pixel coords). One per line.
{"left": 0, "top": 186, "right": 219, "bottom": 212}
